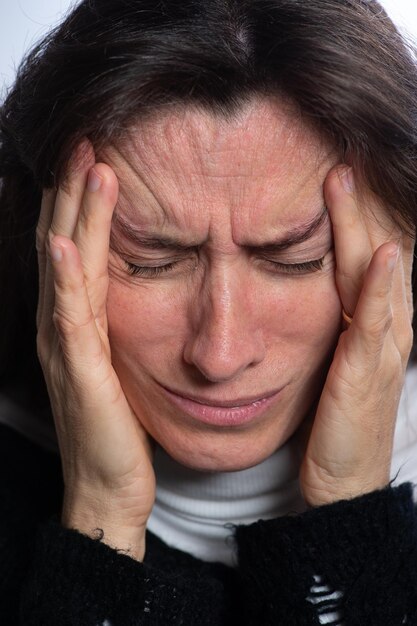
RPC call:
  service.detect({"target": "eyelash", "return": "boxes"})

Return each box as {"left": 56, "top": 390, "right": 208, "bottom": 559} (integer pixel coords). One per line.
{"left": 125, "top": 257, "right": 325, "bottom": 277}
{"left": 269, "top": 258, "right": 325, "bottom": 274}
{"left": 126, "top": 262, "right": 178, "bottom": 277}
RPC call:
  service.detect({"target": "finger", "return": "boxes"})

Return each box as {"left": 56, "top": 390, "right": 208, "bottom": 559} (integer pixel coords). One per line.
{"left": 353, "top": 189, "right": 407, "bottom": 329}
{"left": 347, "top": 241, "right": 399, "bottom": 361}
{"left": 400, "top": 232, "right": 415, "bottom": 322}
{"left": 72, "top": 164, "right": 119, "bottom": 309}
{"left": 388, "top": 247, "right": 414, "bottom": 362}
{"left": 50, "top": 139, "right": 95, "bottom": 238}
{"left": 40, "top": 140, "right": 95, "bottom": 334}
{"left": 344, "top": 181, "right": 414, "bottom": 336}
{"left": 36, "top": 188, "right": 56, "bottom": 329}
{"left": 324, "top": 166, "right": 371, "bottom": 316}
{"left": 48, "top": 234, "right": 104, "bottom": 368}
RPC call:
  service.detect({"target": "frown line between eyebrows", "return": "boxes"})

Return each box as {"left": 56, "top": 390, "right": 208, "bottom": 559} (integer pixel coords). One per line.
{"left": 111, "top": 206, "right": 329, "bottom": 253}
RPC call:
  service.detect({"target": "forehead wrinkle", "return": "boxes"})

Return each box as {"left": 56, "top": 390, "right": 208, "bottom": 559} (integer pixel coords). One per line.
{"left": 123, "top": 131, "right": 225, "bottom": 233}
{"left": 134, "top": 108, "right": 211, "bottom": 183}
{"left": 104, "top": 142, "right": 178, "bottom": 229}
{"left": 120, "top": 116, "right": 215, "bottom": 226}
{"left": 107, "top": 99, "right": 336, "bottom": 238}
{"left": 135, "top": 102, "right": 291, "bottom": 181}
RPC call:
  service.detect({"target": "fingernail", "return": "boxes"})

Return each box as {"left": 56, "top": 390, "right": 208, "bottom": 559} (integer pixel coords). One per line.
{"left": 87, "top": 168, "right": 102, "bottom": 193}
{"left": 49, "top": 236, "right": 63, "bottom": 262}
{"left": 340, "top": 167, "right": 354, "bottom": 194}
{"left": 387, "top": 244, "right": 399, "bottom": 273}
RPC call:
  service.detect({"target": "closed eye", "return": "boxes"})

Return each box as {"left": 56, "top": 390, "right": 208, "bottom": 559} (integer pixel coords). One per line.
{"left": 125, "top": 261, "right": 179, "bottom": 277}
{"left": 125, "top": 254, "right": 328, "bottom": 278}
{"left": 263, "top": 257, "right": 325, "bottom": 275}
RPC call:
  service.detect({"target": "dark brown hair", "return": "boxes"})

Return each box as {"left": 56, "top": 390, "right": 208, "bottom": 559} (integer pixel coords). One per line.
{"left": 1, "top": 0, "right": 416, "bottom": 409}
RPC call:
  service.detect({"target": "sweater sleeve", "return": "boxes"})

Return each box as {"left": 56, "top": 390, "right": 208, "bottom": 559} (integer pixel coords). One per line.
{"left": 0, "top": 423, "right": 230, "bottom": 626}
{"left": 19, "top": 518, "right": 229, "bottom": 626}
{"left": 235, "top": 483, "right": 417, "bottom": 625}
{"left": 4, "top": 419, "right": 417, "bottom": 625}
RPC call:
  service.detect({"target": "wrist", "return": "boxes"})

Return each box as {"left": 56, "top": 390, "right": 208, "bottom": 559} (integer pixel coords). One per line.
{"left": 61, "top": 490, "right": 147, "bottom": 561}
{"left": 300, "top": 457, "right": 392, "bottom": 508}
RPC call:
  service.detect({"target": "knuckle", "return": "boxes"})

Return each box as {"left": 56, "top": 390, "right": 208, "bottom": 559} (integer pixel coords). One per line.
{"left": 337, "top": 259, "right": 369, "bottom": 284}
{"left": 366, "top": 311, "right": 393, "bottom": 339}
{"left": 52, "top": 310, "right": 72, "bottom": 336}
{"left": 55, "top": 269, "right": 84, "bottom": 295}
{"left": 52, "top": 309, "right": 70, "bottom": 337}
{"left": 76, "top": 204, "right": 89, "bottom": 231}
{"left": 336, "top": 267, "right": 360, "bottom": 285}
{"left": 374, "top": 284, "right": 390, "bottom": 302}
{"left": 52, "top": 308, "right": 94, "bottom": 338}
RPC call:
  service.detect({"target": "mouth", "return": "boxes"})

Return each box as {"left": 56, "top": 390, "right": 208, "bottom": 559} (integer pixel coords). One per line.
{"left": 159, "top": 385, "right": 284, "bottom": 427}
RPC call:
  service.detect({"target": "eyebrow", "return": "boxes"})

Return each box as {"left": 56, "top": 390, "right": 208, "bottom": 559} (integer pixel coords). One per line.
{"left": 112, "top": 213, "right": 203, "bottom": 251}
{"left": 112, "top": 206, "right": 328, "bottom": 253}
{"left": 246, "top": 206, "right": 329, "bottom": 254}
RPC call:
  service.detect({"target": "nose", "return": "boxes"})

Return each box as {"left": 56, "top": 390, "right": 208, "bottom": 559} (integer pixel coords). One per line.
{"left": 183, "top": 265, "right": 266, "bottom": 383}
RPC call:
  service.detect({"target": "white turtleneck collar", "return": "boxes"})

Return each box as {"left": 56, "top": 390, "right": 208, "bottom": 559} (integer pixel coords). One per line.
{"left": 147, "top": 435, "right": 307, "bottom": 566}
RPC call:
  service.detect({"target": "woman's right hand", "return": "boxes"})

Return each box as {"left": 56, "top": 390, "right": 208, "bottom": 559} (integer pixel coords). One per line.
{"left": 36, "top": 140, "right": 155, "bottom": 561}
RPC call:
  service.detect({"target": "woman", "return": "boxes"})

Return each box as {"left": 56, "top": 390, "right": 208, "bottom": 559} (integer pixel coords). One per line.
{"left": 1, "top": 0, "right": 417, "bottom": 623}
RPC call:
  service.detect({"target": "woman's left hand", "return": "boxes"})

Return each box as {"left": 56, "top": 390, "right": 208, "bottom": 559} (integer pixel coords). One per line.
{"left": 299, "top": 165, "right": 415, "bottom": 508}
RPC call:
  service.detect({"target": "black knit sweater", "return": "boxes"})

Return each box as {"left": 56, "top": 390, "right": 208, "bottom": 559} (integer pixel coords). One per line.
{"left": 1, "top": 422, "right": 417, "bottom": 625}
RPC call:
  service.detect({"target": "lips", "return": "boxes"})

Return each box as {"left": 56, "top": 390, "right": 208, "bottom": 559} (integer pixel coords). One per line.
{"left": 160, "top": 384, "right": 284, "bottom": 427}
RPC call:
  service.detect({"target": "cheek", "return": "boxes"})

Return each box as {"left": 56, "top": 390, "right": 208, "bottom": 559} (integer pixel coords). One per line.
{"left": 107, "top": 278, "right": 190, "bottom": 364}
{"left": 107, "top": 270, "right": 342, "bottom": 375}
{"left": 251, "top": 273, "right": 341, "bottom": 359}
{"left": 290, "top": 281, "right": 340, "bottom": 341}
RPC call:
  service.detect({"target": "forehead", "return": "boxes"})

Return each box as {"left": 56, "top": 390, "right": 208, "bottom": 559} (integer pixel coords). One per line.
{"left": 116, "top": 98, "right": 329, "bottom": 172}
{"left": 102, "top": 98, "right": 335, "bottom": 230}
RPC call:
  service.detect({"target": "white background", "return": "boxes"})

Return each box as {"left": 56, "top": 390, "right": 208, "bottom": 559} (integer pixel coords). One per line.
{"left": 1, "top": 0, "right": 417, "bottom": 97}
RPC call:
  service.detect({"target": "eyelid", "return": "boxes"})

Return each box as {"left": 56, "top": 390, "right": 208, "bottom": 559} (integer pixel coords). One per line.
{"left": 261, "top": 239, "right": 333, "bottom": 260}
{"left": 269, "top": 257, "right": 324, "bottom": 273}
{"left": 124, "top": 256, "right": 183, "bottom": 266}
{"left": 126, "top": 261, "right": 177, "bottom": 277}
{"left": 123, "top": 254, "right": 197, "bottom": 277}
{"left": 261, "top": 245, "right": 333, "bottom": 263}
{"left": 262, "top": 257, "right": 323, "bottom": 273}
{"left": 121, "top": 247, "right": 333, "bottom": 279}
{"left": 262, "top": 247, "right": 334, "bottom": 274}
{"left": 120, "top": 249, "right": 194, "bottom": 264}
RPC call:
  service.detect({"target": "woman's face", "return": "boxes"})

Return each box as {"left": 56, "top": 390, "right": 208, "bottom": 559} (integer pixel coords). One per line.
{"left": 104, "top": 99, "right": 342, "bottom": 471}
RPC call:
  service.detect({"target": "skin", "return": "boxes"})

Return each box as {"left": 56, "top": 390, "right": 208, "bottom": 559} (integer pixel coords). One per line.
{"left": 36, "top": 97, "right": 414, "bottom": 561}
{"left": 104, "top": 100, "right": 341, "bottom": 472}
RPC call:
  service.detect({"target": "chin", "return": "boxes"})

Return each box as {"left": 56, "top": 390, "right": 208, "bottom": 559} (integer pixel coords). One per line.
{"left": 148, "top": 421, "right": 299, "bottom": 473}
{"left": 160, "top": 446, "right": 275, "bottom": 473}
